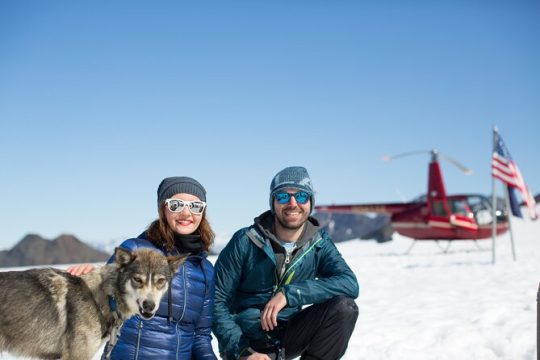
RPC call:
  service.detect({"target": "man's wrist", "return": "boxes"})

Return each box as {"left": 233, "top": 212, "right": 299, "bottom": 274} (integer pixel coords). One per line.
{"left": 279, "top": 287, "right": 288, "bottom": 306}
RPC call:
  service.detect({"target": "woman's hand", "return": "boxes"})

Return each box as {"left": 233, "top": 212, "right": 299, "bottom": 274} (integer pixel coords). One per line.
{"left": 65, "top": 264, "right": 95, "bottom": 276}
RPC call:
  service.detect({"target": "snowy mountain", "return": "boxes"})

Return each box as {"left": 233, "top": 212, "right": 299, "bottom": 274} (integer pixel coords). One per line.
{"left": 0, "top": 234, "right": 109, "bottom": 267}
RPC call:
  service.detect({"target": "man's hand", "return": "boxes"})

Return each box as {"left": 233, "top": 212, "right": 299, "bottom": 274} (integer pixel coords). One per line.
{"left": 261, "top": 290, "right": 287, "bottom": 331}
{"left": 246, "top": 353, "right": 271, "bottom": 360}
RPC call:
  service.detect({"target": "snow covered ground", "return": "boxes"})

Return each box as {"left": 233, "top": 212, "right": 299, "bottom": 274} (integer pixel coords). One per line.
{"left": 342, "top": 216, "right": 539, "bottom": 360}
{"left": 1, "top": 217, "right": 538, "bottom": 359}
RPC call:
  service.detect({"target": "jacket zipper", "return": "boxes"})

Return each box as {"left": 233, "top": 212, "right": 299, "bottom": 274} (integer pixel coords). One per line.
{"left": 135, "top": 320, "right": 143, "bottom": 360}
{"left": 180, "top": 264, "right": 187, "bottom": 321}
{"left": 279, "top": 249, "right": 292, "bottom": 278}
{"left": 175, "top": 321, "right": 181, "bottom": 360}
{"left": 275, "top": 237, "right": 323, "bottom": 290}
{"left": 175, "top": 264, "right": 187, "bottom": 359}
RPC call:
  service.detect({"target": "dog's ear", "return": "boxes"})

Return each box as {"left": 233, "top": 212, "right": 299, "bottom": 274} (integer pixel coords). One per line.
{"left": 114, "top": 247, "right": 135, "bottom": 267}
{"left": 167, "top": 253, "right": 188, "bottom": 274}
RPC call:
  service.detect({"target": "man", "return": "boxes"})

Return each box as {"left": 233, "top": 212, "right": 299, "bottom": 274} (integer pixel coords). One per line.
{"left": 213, "top": 166, "right": 359, "bottom": 360}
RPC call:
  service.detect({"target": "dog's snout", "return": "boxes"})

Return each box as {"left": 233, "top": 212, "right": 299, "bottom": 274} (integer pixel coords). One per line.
{"left": 142, "top": 300, "right": 155, "bottom": 313}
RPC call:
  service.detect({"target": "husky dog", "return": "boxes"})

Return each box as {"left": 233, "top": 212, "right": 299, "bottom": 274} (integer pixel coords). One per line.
{"left": 0, "top": 247, "right": 186, "bottom": 360}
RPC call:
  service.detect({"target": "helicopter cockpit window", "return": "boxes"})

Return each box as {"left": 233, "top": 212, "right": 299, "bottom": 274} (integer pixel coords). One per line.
{"left": 431, "top": 201, "right": 447, "bottom": 217}
{"left": 466, "top": 195, "right": 493, "bottom": 224}
{"left": 466, "top": 196, "right": 491, "bottom": 213}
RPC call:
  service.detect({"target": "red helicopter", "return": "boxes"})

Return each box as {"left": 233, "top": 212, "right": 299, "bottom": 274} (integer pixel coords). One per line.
{"left": 315, "top": 149, "right": 509, "bottom": 250}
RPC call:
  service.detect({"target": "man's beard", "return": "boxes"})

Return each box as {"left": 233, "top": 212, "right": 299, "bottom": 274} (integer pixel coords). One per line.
{"left": 276, "top": 207, "right": 308, "bottom": 230}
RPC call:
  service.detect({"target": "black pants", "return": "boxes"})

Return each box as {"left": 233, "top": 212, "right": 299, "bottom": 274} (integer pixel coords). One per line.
{"left": 253, "top": 296, "right": 359, "bottom": 360}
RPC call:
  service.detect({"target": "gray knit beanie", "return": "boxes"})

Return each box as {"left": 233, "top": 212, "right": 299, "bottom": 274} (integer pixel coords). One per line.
{"left": 269, "top": 166, "right": 314, "bottom": 213}
{"left": 157, "top": 176, "right": 206, "bottom": 206}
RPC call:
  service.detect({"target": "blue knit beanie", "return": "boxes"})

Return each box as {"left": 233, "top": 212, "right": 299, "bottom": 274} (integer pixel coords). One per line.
{"left": 157, "top": 177, "right": 206, "bottom": 206}
{"left": 269, "top": 166, "right": 314, "bottom": 213}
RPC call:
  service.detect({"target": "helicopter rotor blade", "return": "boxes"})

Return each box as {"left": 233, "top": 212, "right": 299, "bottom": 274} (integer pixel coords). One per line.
{"left": 440, "top": 153, "right": 473, "bottom": 175}
{"left": 382, "top": 149, "right": 473, "bottom": 175}
{"left": 381, "top": 150, "right": 430, "bottom": 162}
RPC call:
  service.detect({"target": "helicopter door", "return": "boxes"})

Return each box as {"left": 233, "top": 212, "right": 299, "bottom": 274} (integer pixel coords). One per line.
{"left": 427, "top": 199, "right": 452, "bottom": 229}
{"left": 427, "top": 198, "right": 477, "bottom": 231}
{"left": 448, "top": 198, "right": 478, "bottom": 231}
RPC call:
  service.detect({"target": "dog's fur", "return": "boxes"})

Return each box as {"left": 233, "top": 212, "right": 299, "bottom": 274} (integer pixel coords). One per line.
{"left": 0, "top": 247, "right": 185, "bottom": 360}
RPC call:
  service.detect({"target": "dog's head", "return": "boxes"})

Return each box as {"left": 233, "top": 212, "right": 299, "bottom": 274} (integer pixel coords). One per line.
{"left": 114, "top": 247, "right": 187, "bottom": 320}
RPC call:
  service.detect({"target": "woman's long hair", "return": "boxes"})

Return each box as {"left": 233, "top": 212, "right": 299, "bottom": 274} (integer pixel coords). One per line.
{"left": 146, "top": 204, "right": 214, "bottom": 253}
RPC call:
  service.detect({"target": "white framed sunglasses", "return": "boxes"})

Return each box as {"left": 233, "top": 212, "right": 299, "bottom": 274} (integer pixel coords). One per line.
{"left": 164, "top": 199, "right": 207, "bottom": 215}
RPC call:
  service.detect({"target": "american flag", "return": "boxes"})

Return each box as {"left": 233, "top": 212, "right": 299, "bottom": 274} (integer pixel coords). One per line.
{"left": 491, "top": 131, "right": 538, "bottom": 220}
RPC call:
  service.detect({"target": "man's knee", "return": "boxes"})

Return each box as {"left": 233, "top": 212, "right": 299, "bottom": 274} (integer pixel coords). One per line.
{"left": 326, "top": 296, "right": 358, "bottom": 321}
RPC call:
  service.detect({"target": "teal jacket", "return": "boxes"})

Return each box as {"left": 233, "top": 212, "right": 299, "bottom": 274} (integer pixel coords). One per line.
{"left": 213, "top": 211, "right": 359, "bottom": 359}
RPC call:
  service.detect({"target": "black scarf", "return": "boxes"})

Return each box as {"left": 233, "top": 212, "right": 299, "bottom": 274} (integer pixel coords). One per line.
{"left": 173, "top": 233, "right": 203, "bottom": 254}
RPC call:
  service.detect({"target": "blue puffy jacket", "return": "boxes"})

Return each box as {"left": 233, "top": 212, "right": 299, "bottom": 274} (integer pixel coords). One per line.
{"left": 105, "top": 236, "right": 217, "bottom": 360}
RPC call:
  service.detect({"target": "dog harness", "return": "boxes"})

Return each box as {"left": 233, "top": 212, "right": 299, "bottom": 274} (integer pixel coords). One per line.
{"left": 103, "top": 295, "right": 123, "bottom": 360}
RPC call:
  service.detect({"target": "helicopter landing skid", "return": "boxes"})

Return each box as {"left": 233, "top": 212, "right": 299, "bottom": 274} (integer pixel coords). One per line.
{"left": 404, "top": 240, "right": 417, "bottom": 254}
{"left": 404, "top": 239, "right": 489, "bottom": 255}
{"left": 472, "top": 240, "right": 488, "bottom": 251}
{"left": 435, "top": 240, "right": 453, "bottom": 253}
{"left": 404, "top": 239, "right": 453, "bottom": 254}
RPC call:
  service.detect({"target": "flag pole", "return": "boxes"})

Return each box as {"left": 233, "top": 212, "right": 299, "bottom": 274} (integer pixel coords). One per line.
{"left": 504, "top": 185, "right": 517, "bottom": 261}
{"left": 491, "top": 126, "right": 497, "bottom": 264}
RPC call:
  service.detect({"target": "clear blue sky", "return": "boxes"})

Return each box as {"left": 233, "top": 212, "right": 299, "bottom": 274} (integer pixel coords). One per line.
{"left": 1, "top": 1, "right": 539, "bottom": 250}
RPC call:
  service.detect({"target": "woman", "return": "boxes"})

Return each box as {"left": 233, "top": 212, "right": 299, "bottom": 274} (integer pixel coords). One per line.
{"left": 68, "top": 176, "right": 217, "bottom": 359}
